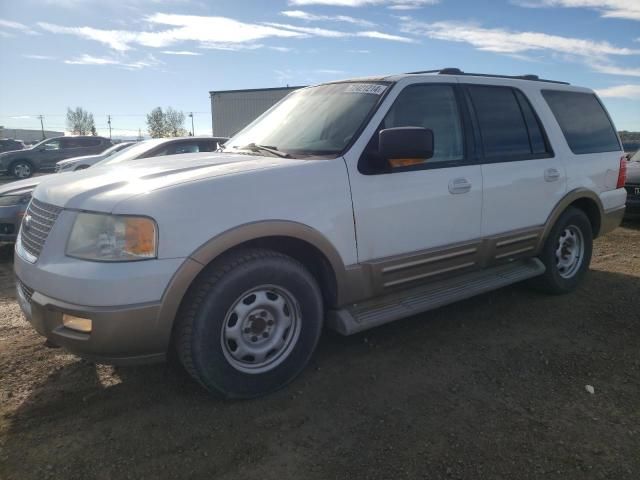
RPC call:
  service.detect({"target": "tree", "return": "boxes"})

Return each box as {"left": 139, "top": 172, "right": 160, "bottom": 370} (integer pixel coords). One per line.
{"left": 165, "top": 107, "right": 188, "bottom": 137}
{"left": 66, "top": 107, "right": 96, "bottom": 135}
{"left": 146, "top": 107, "right": 169, "bottom": 138}
{"left": 146, "top": 106, "right": 188, "bottom": 138}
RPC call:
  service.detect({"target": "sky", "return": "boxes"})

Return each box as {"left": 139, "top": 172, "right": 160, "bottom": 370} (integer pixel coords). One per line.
{"left": 0, "top": 0, "right": 639, "bottom": 138}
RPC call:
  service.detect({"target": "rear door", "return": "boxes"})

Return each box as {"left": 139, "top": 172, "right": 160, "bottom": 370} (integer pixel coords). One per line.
{"left": 464, "top": 83, "right": 565, "bottom": 257}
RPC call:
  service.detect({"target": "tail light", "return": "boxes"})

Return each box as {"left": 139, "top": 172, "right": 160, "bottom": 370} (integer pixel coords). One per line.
{"left": 616, "top": 156, "right": 627, "bottom": 189}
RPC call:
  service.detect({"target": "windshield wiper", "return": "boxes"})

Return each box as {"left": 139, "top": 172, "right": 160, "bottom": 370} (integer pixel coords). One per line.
{"left": 236, "top": 143, "right": 291, "bottom": 158}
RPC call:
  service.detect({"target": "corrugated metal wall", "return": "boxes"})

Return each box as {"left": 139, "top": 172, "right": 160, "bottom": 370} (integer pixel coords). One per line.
{"left": 210, "top": 87, "right": 301, "bottom": 137}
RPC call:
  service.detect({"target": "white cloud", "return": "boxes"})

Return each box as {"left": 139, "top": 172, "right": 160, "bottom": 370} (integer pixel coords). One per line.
{"left": 23, "top": 54, "right": 57, "bottom": 60}
{"left": 0, "top": 18, "right": 38, "bottom": 34}
{"left": 64, "top": 54, "right": 162, "bottom": 70}
{"left": 349, "top": 49, "right": 371, "bottom": 53}
{"left": 37, "top": 12, "right": 414, "bottom": 58}
{"left": 514, "top": 1, "right": 640, "bottom": 21}
{"left": 289, "top": 0, "right": 438, "bottom": 7}
{"left": 161, "top": 50, "right": 202, "bottom": 55}
{"left": 264, "top": 22, "right": 349, "bottom": 38}
{"left": 400, "top": 20, "right": 639, "bottom": 56}
{"left": 357, "top": 30, "right": 414, "bottom": 42}
{"left": 281, "top": 10, "right": 376, "bottom": 26}
{"left": 596, "top": 84, "right": 640, "bottom": 98}
{"left": 589, "top": 62, "right": 640, "bottom": 76}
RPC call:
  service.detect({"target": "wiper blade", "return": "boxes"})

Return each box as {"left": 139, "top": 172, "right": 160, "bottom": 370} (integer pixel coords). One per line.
{"left": 237, "top": 143, "right": 291, "bottom": 158}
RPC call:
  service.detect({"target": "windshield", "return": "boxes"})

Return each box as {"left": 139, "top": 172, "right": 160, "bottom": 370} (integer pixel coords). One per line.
{"left": 223, "top": 82, "right": 389, "bottom": 157}
{"left": 102, "top": 142, "right": 132, "bottom": 157}
{"left": 93, "top": 140, "right": 162, "bottom": 167}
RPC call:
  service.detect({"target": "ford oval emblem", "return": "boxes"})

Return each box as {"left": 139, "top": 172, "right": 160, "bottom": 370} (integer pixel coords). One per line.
{"left": 23, "top": 214, "right": 32, "bottom": 232}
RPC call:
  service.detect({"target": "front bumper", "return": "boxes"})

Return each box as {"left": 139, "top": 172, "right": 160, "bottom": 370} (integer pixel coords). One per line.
{"left": 16, "top": 277, "right": 167, "bottom": 365}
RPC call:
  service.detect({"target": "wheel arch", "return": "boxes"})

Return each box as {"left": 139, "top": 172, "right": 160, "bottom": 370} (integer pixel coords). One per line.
{"left": 539, "top": 189, "right": 604, "bottom": 249}
{"left": 157, "top": 221, "right": 352, "bottom": 348}
{"left": 8, "top": 158, "right": 35, "bottom": 173}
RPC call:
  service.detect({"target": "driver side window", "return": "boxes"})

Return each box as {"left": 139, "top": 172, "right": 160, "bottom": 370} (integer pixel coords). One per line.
{"left": 384, "top": 84, "right": 463, "bottom": 164}
{"left": 360, "top": 84, "right": 464, "bottom": 174}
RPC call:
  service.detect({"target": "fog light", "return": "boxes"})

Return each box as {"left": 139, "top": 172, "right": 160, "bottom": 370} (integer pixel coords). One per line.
{"left": 62, "top": 314, "right": 92, "bottom": 333}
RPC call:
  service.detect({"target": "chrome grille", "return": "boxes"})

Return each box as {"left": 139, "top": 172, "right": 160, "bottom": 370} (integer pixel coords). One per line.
{"left": 17, "top": 278, "right": 34, "bottom": 303}
{"left": 19, "top": 198, "right": 63, "bottom": 260}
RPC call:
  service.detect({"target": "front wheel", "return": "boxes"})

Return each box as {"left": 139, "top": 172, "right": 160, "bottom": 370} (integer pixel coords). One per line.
{"left": 532, "top": 207, "right": 593, "bottom": 294}
{"left": 175, "top": 248, "right": 323, "bottom": 399}
{"left": 11, "top": 160, "right": 33, "bottom": 178}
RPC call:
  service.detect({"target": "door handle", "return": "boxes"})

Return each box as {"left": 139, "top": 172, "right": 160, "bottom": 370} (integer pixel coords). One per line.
{"left": 448, "top": 178, "right": 472, "bottom": 194}
{"left": 544, "top": 168, "right": 561, "bottom": 182}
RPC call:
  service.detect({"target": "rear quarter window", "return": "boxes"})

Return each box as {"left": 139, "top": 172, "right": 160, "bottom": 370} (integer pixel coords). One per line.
{"left": 542, "top": 90, "right": 620, "bottom": 154}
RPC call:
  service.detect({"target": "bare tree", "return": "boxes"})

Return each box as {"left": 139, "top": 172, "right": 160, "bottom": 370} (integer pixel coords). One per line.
{"left": 146, "top": 107, "right": 169, "bottom": 138}
{"left": 66, "top": 107, "right": 96, "bottom": 135}
{"left": 165, "top": 107, "right": 188, "bottom": 137}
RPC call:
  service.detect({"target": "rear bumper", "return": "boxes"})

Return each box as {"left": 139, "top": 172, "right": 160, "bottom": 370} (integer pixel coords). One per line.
{"left": 600, "top": 205, "right": 626, "bottom": 235}
{"left": 16, "top": 279, "right": 166, "bottom": 365}
{"left": 624, "top": 195, "right": 640, "bottom": 218}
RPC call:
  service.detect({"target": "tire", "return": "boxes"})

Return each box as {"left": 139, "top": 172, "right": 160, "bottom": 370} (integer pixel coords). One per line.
{"left": 532, "top": 207, "right": 593, "bottom": 294}
{"left": 175, "top": 248, "right": 324, "bottom": 399}
{"left": 10, "top": 160, "right": 34, "bottom": 179}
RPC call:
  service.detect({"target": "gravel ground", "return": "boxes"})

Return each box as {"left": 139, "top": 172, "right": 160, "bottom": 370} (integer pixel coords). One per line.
{"left": 0, "top": 222, "right": 639, "bottom": 480}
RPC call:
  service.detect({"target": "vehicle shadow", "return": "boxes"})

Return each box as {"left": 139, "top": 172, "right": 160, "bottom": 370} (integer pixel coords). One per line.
{"left": 3, "top": 268, "right": 640, "bottom": 480}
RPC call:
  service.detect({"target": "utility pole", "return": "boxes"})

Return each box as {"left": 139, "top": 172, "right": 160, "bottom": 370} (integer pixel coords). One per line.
{"left": 189, "top": 112, "right": 194, "bottom": 136}
{"left": 107, "top": 115, "right": 112, "bottom": 139}
{"left": 37, "top": 115, "right": 45, "bottom": 139}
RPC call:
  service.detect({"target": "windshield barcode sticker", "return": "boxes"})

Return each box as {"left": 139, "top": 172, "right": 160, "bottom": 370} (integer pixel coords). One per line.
{"left": 345, "top": 84, "right": 387, "bottom": 95}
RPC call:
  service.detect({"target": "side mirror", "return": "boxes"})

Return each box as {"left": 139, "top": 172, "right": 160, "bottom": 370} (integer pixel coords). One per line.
{"left": 379, "top": 127, "right": 434, "bottom": 165}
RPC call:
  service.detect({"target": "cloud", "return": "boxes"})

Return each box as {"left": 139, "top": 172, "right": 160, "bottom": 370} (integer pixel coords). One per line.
{"left": 289, "top": 0, "right": 438, "bottom": 8}
{"left": 23, "top": 54, "right": 57, "bottom": 60}
{"left": 266, "top": 22, "right": 414, "bottom": 41}
{"left": 281, "top": 10, "right": 376, "bottom": 26}
{"left": 0, "top": 18, "right": 39, "bottom": 35}
{"left": 357, "top": 30, "right": 414, "bottom": 42}
{"left": 38, "top": 15, "right": 307, "bottom": 52}
{"left": 37, "top": 12, "right": 414, "bottom": 57}
{"left": 349, "top": 49, "right": 371, "bottom": 53}
{"left": 161, "top": 50, "right": 202, "bottom": 55}
{"left": 596, "top": 84, "right": 640, "bottom": 98}
{"left": 514, "top": 1, "right": 640, "bottom": 21}
{"left": 589, "top": 62, "right": 640, "bottom": 76}
{"left": 400, "top": 20, "right": 639, "bottom": 56}
{"left": 64, "top": 53, "right": 162, "bottom": 70}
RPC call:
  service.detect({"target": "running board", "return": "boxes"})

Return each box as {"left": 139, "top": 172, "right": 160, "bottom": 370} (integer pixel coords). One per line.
{"left": 327, "top": 258, "right": 545, "bottom": 335}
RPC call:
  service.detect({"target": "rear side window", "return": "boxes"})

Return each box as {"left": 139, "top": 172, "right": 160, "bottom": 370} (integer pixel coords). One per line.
{"left": 468, "top": 85, "right": 549, "bottom": 160}
{"left": 542, "top": 90, "right": 620, "bottom": 154}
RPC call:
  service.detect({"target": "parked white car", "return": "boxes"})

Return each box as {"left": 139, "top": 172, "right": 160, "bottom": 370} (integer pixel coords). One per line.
{"left": 15, "top": 69, "right": 627, "bottom": 398}
{"left": 55, "top": 141, "right": 134, "bottom": 172}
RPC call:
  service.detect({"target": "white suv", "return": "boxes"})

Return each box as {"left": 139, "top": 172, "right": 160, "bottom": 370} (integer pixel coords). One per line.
{"left": 14, "top": 69, "right": 627, "bottom": 398}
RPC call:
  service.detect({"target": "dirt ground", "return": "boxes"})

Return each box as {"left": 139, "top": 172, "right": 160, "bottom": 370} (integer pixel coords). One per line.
{"left": 0, "top": 222, "right": 639, "bottom": 480}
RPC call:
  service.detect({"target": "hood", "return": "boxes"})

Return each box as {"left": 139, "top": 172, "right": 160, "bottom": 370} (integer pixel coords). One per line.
{"left": 57, "top": 153, "right": 102, "bottom": 167}
{"left": 0, "top": 177, "right": 42, "bottom": 196}
{"left": 33, "top": 152, "right": 306, "bottom": 212}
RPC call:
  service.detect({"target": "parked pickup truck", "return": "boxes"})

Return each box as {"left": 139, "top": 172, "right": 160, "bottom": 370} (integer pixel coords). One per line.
{"left": 14, "top": 69, "right": 627, "bottom": 398}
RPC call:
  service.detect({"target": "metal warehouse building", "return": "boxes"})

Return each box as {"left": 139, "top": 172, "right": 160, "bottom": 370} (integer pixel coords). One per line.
{"left": 209, "top": 86, "right": 304, "bottom": 138}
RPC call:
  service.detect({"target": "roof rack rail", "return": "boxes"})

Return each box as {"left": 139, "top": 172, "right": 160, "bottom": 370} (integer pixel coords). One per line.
{"left": 405, "top": 68, "right": 569, "bottom": 85}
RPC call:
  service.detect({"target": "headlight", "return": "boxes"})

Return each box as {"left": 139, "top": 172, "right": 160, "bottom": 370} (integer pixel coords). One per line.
{"left": 66, "top": 213, "right": 157, "bottom": 261}
{"left": 0, "top": 194, "right": 31, "bottom": 207}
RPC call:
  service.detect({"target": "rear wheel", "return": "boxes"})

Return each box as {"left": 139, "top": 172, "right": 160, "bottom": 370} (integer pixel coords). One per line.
{"left": 11, "top": 160, "right": 33, "bottom": 178}
{"left": 532, "top": 207, "right": 593, "bottom": 294}
{"left": 175, "top": 248, "right": 323, "bottom": 398}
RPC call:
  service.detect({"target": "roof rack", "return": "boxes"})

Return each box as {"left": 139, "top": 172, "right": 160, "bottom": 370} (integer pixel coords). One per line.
{"left": 404, "top": 68, "right": 570, "bottom": 85}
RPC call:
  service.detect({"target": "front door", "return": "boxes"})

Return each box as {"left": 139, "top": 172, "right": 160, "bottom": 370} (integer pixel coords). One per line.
{"left": 347, "top": 83, "right": 483, "bottom": 292}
